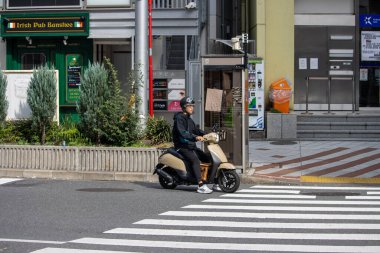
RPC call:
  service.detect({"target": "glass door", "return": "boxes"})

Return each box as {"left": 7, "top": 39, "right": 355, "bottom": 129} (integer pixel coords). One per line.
{"left": 204, "top": 68, "right": 243, "bottom": 166}
{"left": 360, "top": 67, "right": 380, "bottom": 107}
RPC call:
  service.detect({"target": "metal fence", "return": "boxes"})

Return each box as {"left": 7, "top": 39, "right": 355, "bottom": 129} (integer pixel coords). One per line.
{"left": 153, "top": 0, "right": 196, "bottom": 9}
{"left": 0, "top": 145, "right": 162, "bottom": 173}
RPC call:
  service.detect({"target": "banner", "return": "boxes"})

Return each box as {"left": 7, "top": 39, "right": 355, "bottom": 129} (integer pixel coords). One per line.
{"left": 361, "top": 31, "right": 380, "bottom": 62}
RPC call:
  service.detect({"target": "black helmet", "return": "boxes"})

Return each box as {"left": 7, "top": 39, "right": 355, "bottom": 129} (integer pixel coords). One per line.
{"left": 180, "top": 96, "right": 195, "bottom": 110}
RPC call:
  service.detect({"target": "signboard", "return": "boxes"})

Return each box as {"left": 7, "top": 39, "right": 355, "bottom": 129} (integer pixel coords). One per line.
{"left": 168, "top": 79, "right": 185, "bottom": 89}
{"left": 153, "top": 101, "right": 167, "bottom": 111}
{"left": 205, "top": 88, "right": 223, "bottom": 112}
{"left": 361, "top": 31, "right": 380, "bottom": 61}
{"left": 168, "top": 101, "right": 182, "bottom": 112}
{"left": 66, "top": 54, "right": 82, "bottom": 103}
{"left": 168, "top": 90, "right": 185, "bottom": 100}
{"left": 1, "top": 13, "right": 89, "bottom": 37}
{"left": 248, "top": 59, "right": 265, "bottom": 130}
{"left": 3, "top": 70, "right": 59, "bottom": 121}
{"left": 360, "top": 15, "right": 380, "bottom": 28}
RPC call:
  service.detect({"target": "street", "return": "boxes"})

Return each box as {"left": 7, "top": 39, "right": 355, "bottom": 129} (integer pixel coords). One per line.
{"left": 1, "top": 178, "right": 380, "bottom": 253}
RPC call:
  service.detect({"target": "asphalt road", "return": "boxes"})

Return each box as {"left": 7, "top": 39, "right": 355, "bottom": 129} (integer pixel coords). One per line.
{"left": 1, "top": 179, "right": 380, "bottom": 253}
{"left": 0, "top": 179, "right": 228, "bottom": 253}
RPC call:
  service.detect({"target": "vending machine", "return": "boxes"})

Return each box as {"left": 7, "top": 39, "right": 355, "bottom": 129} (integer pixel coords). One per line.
{"left": 248, "top": 59, "right": 265, "bottom": 130}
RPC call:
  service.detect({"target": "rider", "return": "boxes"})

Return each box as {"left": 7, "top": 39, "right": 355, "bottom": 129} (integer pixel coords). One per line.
{"left": 173, "top": 96, "right": 221, "bottom": 194}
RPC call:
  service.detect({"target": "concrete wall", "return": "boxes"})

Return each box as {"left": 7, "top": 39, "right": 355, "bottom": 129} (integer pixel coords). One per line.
{"left": 295, "top": 0, "right": 354, "bottom": 14}
{"left": 253, "top": 0, "right": 295, "bottom": 110}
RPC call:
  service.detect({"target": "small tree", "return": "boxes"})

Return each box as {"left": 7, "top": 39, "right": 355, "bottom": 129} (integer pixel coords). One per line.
{"left": 78, "top": 59, "right": 142, "bottom": 146}
{"left": 77, "top": 62, "right": 109, "bottom": 144}
{"left": 0, "top": 69, "right": 8, "bottom": 127}
{"left": 27, "top": 65, "right": 57, "bottom": 144}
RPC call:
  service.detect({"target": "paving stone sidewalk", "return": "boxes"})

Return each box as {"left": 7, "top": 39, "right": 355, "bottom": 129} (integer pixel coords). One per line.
{"left": 249, "top": 140, "right": 380, "bottom": 183}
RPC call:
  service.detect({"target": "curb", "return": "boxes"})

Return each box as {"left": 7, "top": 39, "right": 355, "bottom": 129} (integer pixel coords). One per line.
{"left": 0, "top": 169, "right": 159, "bottom": 183}
{"left": 301, "top": 176, "right": 380, "bottom": 184}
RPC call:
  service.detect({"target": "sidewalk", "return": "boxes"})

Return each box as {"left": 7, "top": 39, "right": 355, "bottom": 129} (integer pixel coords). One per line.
{"left": 248, "top": 140, "right": 380, "bottom": 184}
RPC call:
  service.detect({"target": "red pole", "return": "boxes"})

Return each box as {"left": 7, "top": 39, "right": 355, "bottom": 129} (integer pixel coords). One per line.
{"left": 148, "top": 0, "right": 154, "bottom": 117}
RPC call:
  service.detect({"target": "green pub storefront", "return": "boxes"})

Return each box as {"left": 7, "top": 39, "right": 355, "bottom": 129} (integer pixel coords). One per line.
{"left": 1, "top": 12, "right": 92, "bottom": 121}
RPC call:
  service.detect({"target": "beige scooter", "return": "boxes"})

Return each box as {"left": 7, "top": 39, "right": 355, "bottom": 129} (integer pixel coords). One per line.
{"left": 154, "top": 130, "right": 240, "bottom": 193}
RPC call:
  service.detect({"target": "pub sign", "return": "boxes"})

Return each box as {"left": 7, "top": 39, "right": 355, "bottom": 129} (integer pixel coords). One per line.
{"left": 1, "top": 13, "right": 89, "bottom": 37}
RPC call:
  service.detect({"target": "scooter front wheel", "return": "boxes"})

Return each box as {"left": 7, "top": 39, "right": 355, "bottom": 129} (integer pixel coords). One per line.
{"left": 158, "top": 168, "right": 177, "bottom": 189}
{"left": 218, "top": 170, "right": 240, "bottom": 193}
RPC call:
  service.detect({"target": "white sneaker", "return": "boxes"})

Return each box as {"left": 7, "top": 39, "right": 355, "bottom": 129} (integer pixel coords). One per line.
{"left": 197, "top": 184, "right": 213, "bottom": 194}
{"left": 212, "top": 184, "right": 222, "bottom": 192}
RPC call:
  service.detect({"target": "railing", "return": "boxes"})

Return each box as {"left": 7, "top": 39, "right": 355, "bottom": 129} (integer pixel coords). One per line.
{"left": 303, "top": 76, "right": 355, "bottom": 115}
{"left": 0, "top": 145, "right": 162, "bottom": 174}
{"left": 153, "top": 0, "right": 196, "bottom": 9}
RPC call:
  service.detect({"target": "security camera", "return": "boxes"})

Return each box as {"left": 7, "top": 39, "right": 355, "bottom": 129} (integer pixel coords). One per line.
{"left": 185, "top": 2, "right": 196, "bottom": 9}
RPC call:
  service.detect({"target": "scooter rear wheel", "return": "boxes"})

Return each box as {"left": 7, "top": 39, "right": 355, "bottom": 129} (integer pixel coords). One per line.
{"left": 218, "top": 170, "right": 240, "bottom": 193}
{"left": 158, "top": 168, "right": 177, "bottom": 189}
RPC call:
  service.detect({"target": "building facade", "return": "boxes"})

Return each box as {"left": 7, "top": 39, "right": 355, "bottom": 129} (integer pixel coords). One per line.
{"left": 0, "top": 0, "right": 199, "bottom": 121}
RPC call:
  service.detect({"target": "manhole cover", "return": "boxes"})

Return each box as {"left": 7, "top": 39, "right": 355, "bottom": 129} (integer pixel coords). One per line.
{"left": 301, "top": 191, "right": 362, "bottom": 196}
{"left": 76, "top": 188, "right": 133, "bottom": 192}
{"left": 270, "top": 141, "right": 298, "bottom": 145}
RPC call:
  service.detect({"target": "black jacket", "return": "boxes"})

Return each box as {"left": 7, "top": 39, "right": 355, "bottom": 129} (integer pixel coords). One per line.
{"left": 173, "top": 112, "right": 205, "bottom": 150}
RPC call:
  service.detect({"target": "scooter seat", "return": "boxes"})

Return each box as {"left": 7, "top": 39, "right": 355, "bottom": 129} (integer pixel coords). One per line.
{"left": 167, "top": 147, "right": 185, "bottom": 160}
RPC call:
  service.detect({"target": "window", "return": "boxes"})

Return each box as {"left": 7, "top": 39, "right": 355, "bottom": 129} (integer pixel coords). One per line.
{"left": 7, "top": 0, "right": 81, "bottom": 8}
{"left": 21, "top": 53, "right": 46, "bottom": 70}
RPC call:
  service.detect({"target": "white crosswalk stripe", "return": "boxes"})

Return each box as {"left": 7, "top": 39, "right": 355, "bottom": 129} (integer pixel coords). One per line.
{"left": 0, "top": 178, "right": 23, "bottom": 185}
{"left": 32, "top": 185, "right": 380, "bottom": 252}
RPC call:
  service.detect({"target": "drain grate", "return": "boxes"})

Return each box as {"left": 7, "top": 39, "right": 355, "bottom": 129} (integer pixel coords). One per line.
{"left": 301, "top": 191, "right": 362, "bottom": 197}
{"left": 76, "top": 188, "right": 133, "bottom": 192}
{"left": 270, "top": 141, "right": 298, "bottom": 145}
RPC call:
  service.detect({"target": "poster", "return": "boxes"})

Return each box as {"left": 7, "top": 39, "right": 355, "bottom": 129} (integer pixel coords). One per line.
{"left": 361, "top": 31, "right": 380, "bottom": 61}
{"left": 360, "top": 69, "right": 369, "bottom": 81}
{"left": 168, "top": 101, "right": 182, "bottom": 111}
{"left": 168, "top": 90, "right": 185, "bottom": 100}
{"left": 205, "top": 88, "right": 223, "bottom": 112}
{"left": 310, "top": 58, "right": 319, "bottom": 70}
{"left": 299, "top": 58, "right": 307, "bottom": 70}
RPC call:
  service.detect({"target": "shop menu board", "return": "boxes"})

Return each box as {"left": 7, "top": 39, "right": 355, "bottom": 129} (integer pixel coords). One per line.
{"left": 153, "top": 78, "right": 185, "bottom": 111}
{"left": 248, "top": 60, "right": 265, "bottom": 130}
{"left": 66, "top": 54, "right": 82, "bottom": 103}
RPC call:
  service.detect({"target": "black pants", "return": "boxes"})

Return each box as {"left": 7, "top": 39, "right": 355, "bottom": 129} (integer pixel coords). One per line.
{"left": 178, "top": 148, "right": 210, "bottom": 184}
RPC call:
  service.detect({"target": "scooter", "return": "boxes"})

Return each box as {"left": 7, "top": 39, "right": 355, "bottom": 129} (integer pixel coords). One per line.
{"left": 153, "top": 128, "right": 240, "bottom": 193}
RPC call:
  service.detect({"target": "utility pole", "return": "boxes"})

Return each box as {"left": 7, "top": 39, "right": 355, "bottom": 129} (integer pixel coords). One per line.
{"left": 135, "top": 0, "right": 148, "bottom": 125}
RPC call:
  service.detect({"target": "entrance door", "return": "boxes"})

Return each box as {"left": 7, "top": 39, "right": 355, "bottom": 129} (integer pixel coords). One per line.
{"left": 204, "top": 68, "right": 243, "bottom": 166}
{"left": 360, "top": 67, "right": 380, "bottom": 107}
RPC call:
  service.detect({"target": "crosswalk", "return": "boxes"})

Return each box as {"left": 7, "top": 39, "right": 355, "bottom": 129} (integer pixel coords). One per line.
{"left": 0, "top": 177, "right": 23, "bottom": 185}
{"left": 31, "top": 185, "right": 380, "bottom": 253}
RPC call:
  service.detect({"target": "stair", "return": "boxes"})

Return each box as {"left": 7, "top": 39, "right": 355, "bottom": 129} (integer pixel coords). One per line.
{"left": 297, "top": 114, "right": 380, "bottom": 140}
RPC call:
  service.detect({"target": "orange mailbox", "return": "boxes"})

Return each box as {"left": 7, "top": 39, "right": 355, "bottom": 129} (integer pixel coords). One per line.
{"left": 269, "top": 78, "right": 292, "bottom": 113}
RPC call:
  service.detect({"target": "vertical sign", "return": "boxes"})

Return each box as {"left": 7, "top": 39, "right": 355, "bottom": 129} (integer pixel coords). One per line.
{"left": 248, "top": 59, "right": 265, "bottom": 130}
{"left": 66, "top": 54, "right": 82, "bottom": 103}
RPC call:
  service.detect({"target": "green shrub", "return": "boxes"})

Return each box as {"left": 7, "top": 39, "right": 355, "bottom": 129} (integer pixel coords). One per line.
{"left": 46, "top": 119, "right": 91, "bottom": 146}
{"left": 145, "top": 116, "right": 172, "bottom": 145}
{"left": 0, "top": 120, "right": 38, "bottom": 144}
{"left": 0, "top": 69, "right": 8, "bottom": 127}
{"left": 27, "top": 65, "right": 57, "bottom": 144}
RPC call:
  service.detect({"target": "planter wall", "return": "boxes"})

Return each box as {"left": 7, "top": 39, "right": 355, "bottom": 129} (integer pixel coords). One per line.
{"left": 0, "top": 145, "right": 163, "bottom": 181}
